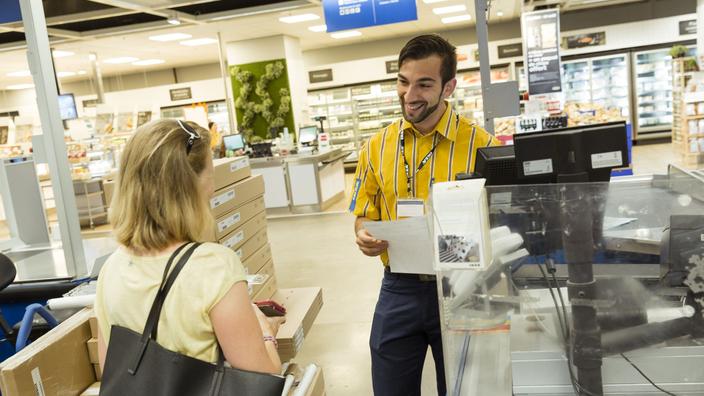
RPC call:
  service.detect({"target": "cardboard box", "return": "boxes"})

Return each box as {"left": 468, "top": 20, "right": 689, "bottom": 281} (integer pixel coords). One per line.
{"left": 242, "top": 243, "right": 272, "bottom": 275}
{"left": 252, "top": 274, "right": 277, "bottom": 301}
{"left": 232, "top": 227, "right": 268, "bottom": 262}
{"left": 211, "top": 196, "right": 265, "bottom": 240}
{"left": 212, "top": 156, "right": 251, "bottom": 191}
{"left": 93, "top": 364, "right": 102, "bottom": 381}
{"left": 89, "top": 316, "right": 98, "bottom": 339}
{"left": 81, "top": 381, "right": 100, "bottom": 396}
{"left": 248, "top": 260, "right": 275, "bottom": 297}
{"left": 219, "top": 210, "right": 267, "bottom": 251}
{"left": 273, "top": 288, "right": 324, "bottom": 362}
{"left": 86, "top": 338, "right": 98, "bottom": 364}
{"left": 0, "top": 308, "right": 96, "bottom": 396}
{"left": 210, "top": 174, "right": 264, "bottom": 218}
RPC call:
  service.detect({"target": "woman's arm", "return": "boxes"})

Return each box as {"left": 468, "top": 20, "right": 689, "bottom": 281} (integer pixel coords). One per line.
{"left": 210, "top": 281, "right": 282, "bottom": 374}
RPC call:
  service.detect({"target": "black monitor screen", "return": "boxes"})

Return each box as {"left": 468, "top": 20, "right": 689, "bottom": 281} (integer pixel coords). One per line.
{"left": 474, "top": 121, "right": 629, "bottom": 185}
{"left": 223, "top": 134, "right": 245, "bottom": 151}
{"left": 299, "top": 126, "right": 318, "bottom": 144}
{"left": 58, "top": 93, "right": 77, "bottom": 120}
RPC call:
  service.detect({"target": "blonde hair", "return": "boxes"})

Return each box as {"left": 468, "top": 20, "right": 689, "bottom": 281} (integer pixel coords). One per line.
{"left": 110, "top": 119, "right": 213, "bottom": 253}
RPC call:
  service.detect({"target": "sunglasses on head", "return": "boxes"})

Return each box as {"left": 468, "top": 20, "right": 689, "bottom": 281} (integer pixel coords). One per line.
{"left": 177, "top": 120, "right": 201, "bottom": 155}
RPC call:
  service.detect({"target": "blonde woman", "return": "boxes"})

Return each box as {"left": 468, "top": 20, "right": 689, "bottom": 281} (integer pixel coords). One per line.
{"left": 95, "top": 119, "right": 283, "bottom": 376}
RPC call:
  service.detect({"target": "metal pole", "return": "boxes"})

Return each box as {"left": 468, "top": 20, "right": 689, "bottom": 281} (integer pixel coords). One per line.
{"left": 90, "top": 52, "right": 106, "bottom": 104}
{"left": 474, "top": 0, "right": 494, "bottom": 135}
{"left": 698, "top": 0, "right": 704, "bottom": 68}
{"left": 217, "top": 31, "right": 237, "bottom": 134}
{"left": 20, "top": 0, "right": 87, "bottom": 277}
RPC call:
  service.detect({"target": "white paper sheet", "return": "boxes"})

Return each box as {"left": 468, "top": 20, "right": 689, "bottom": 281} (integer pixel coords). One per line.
{"left": 364, "top": 217, "right": 435, "bottom": 275}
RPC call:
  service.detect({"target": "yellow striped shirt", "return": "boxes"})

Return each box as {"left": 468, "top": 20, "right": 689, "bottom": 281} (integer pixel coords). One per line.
{"left": 349, "top": 102, "right": 498, "bottom": 264}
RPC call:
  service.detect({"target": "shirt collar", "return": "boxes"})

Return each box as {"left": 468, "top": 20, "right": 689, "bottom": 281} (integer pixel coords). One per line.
{"left": 400, "top": 101, "right": 457, "bottom": 142}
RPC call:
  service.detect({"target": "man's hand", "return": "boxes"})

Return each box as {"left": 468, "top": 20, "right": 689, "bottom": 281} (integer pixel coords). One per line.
{"left": 356, "top": 228, "right": 389, "bottom": 257}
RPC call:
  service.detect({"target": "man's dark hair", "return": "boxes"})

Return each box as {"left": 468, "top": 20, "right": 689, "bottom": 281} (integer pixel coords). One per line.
{"left": 398, "top": 34, "right": 457, "bottom": 86}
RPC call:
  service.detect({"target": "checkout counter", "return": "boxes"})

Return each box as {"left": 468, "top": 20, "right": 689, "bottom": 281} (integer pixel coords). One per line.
{"left": 435, "top": 165, "right": 704, "bottom": 395}
{"left": 249, "top": 148, "right": 348, "bottom": 214}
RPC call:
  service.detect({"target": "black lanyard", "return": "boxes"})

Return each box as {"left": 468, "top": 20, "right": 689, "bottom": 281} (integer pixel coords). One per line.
{"left": 400, "top": 130, "right": 439, "bottom": 197}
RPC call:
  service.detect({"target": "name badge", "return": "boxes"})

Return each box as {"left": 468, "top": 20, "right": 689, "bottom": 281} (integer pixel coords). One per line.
{"left": 397, "top": 199, "right": 425, "bottom": 217}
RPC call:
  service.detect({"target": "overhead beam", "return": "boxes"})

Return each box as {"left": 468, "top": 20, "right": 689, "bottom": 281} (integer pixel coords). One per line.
{"left": 197, "top": 0, "right": 312, "bottom": 22}
{"left": 85, "top": 0, "right": 204, "bottom": 24}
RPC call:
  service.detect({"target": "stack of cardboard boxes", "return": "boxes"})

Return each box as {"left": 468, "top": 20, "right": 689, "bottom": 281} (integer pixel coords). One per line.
{"left": 209, "top": 157, "right": 324, "bottom": 362}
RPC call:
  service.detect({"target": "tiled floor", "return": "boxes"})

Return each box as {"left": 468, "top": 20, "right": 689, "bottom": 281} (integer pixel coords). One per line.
{"left": 270, "top": 142, "right": 701, "bottom": 395}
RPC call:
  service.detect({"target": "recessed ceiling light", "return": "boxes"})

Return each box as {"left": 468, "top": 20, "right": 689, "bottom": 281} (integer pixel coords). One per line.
{"left": 180, "top": 38, "right": 218, "bottom": 46}
{"left": 149, "top": 33, "right": 192, "bottom": 42}
{"left": 308, "top": 24, "right": 327, "bottom": 32}
{"left": 441, "top": 14, "right": 472, "bottom": 23}
{"left": 6, "top": 70, "right": 31, "bottom": 77}
{"left": 6, "top": 84, "right": 34, "bottom": 90}
{"left": 77, "top": 70, "right": 87, "bottom": 75}
{"left": 331, "top": 30, "right": 362, "bottom": 39}
{"left": 279, "top": 13, "right": 319, "bottom": 24}
{"left": 52, "top": 50, "right": 74, "bottom": 58}
{"left": 103, "top": 57, "right": 140, "bottom": 64}
{"left": 433, "top": 5, "right": 466, "bottom": 15}
{"left": 57, "top": 71, "right": 76, "bottom": 78}
{"left": 497, "top": 10, "right": 504, "bottom": 17}
{"left": 132, "top": 59, "right": 165, "bottom": 66}
{"left": 423, "top": 0, "right": 449, "bottom": 3}
{"left": 167, "top": 12, "right": 181, "bottom": 25}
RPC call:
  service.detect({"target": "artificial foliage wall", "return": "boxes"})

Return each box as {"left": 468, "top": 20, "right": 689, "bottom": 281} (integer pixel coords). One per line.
{"left": 229, "top": 59, "right": 294, "bottom": 141}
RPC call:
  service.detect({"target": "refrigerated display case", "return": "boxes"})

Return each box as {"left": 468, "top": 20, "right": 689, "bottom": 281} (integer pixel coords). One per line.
{"left": 633, "top": 47, "right": 696, "bottom": 140}
{"left": 562, "top": 59, "right": 591, "bottom": 104}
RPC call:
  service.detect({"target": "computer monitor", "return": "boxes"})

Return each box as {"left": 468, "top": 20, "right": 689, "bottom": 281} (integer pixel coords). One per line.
{"left": 475, "top": 121, "right": 629, "bottom": 185}
{"left": 223, "top": 134, "right": 245, "bottom": 151}
{"left": 58, "top": 93, "right": 78, "bottom": 121}
{"left": 298, "top": 126, "right": 318, "bottom": 145}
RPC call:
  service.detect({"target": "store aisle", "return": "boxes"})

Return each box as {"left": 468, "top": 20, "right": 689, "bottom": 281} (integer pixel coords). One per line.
{"left": 268, "top": 213, "right": 440, "bottom": 395}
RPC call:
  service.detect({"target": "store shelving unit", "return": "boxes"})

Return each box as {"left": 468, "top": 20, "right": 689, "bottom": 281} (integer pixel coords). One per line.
{"left": 673, "top": 58, "right": 704, "bottom": 165}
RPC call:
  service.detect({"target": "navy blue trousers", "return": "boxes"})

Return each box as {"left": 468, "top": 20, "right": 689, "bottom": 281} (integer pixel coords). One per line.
{"left": 370, "top": 271, "right": 446, "bottom": 396}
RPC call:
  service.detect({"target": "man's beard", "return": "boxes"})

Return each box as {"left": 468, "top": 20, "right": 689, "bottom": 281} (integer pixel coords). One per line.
{"left": 401, "top": 91, "right": 444, "bottom": 124}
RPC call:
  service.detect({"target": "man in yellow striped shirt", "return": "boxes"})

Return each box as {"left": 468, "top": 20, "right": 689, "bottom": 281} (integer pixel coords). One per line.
{"left": 349, "top": 34, "right": 497, "bottom": 396}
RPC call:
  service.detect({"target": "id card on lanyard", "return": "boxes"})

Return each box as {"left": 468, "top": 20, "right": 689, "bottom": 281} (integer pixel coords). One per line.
{"left": 397, "top": 129, "right": 439, "bottom": 218}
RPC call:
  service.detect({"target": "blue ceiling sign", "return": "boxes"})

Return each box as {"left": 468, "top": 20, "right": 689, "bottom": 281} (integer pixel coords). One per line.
{"left": 0, "top": 0, "right": 22, "bottom": 24}
{"left": 322, "top": 0, "right": 418, "bottom": 33}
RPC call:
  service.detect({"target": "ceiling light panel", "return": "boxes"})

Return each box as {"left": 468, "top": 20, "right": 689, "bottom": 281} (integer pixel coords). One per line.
{"left": 279, "top": 14, "right": 319, "bottom": 23}
{"left": 433, "top": 5, "right": 466, "bottom": 15}
{"left": 308, "top": 24, "right": 327, "bottom": 32}
{"left": 6, "top": 84, "right": 34, "bottom": 90}
{"left": 52, "top": 50, "right": 74, "bottom": 58}
{"left": 441, "top": 14, "right": 472, "bottom": 23}
{"left": 330, "top": 30, "right": 362, "bottom": 39}
{"left": 57, "top": 71, "right": 76, "bottom": 78}
{"left": 103, "top": 57, "right": 139, "bottom": 64}
{"left": 180, "top": 38, "right": 218, "bottom": 46}
{"left": 149, "top": 33, "right": 192, "bottom": 42}
{"left": 132, "top": 59, "right": 165, "bottom": 66}
{"left": 6, "top": 70, "right": 31, "bottom": 77}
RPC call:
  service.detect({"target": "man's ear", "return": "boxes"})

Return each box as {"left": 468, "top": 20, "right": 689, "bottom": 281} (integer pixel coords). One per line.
{"left": 442, "top": 78, "right": 457, "bottom": 99}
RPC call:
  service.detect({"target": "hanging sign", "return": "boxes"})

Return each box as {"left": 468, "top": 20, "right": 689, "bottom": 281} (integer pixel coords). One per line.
{"left": 169, "top": 87, "right": 192, "bottom": 101}
{"left": 498, "top": 43, "right": 523, "bottom": 59}
{"left": 562, "top": 32, "right": 606, "bottom": 49}
{"left": 680, "top": 20, "right": 697, "bottom": 35}
{"left": 322, "top": 0, "right": 417, "bottom": 33}
{"left": 0, "top": 0, "right": 21, "bottom": 24}
{"left": 521, "top": 9, "right": 562, "bottom": 95}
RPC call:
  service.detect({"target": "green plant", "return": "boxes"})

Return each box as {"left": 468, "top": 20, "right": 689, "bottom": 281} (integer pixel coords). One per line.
{"left": 230, "top": 61, "right": 292, "bottom": 141}
{"left": 684, "top": 58, "right": 699, "bottom": 72}
{"left": 669, "top": 45, "right": 689, "bottom": 59}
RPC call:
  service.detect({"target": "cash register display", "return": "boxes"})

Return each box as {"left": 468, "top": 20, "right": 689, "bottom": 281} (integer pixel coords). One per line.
{"left": 298, "top": 126, "right": 318, "bottom": 145}
{"left": 223, "top": 134, "right": 245, "bottom": 151}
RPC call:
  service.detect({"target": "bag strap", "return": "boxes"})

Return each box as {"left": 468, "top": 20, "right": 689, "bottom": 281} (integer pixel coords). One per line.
{"left": 128, "top": 242, "right": 201, "bottom": 375}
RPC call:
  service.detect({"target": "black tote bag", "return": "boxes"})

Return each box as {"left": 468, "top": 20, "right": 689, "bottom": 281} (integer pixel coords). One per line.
{"left": 100, "top": 242, "right": 285, "bottom": 396}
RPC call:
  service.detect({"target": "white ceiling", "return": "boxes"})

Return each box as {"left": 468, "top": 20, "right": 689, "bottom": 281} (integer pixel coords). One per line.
{"left": 0, "top": 0, "right": 642, "bottom": 90}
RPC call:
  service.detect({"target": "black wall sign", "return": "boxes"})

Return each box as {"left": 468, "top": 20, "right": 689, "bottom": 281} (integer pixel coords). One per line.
{"left": 562, "top": 32, "right": 606, "bottom": 49}
{"left": 680, "top": 19, "right": 697, "bottom": 35}
{"left": 169, "top": 87, "right": 192, "bottom": 101}
{"left": 498, "top": 43, "right": 523, "bottom": 59}
{"left": 308, "top": 69, "right": 333, "bottom": 83}
{"left": 385, "top": 60, "right": 399, "bottom": 74}
{"left": 522, "top": 9, "right": 562, "bottom": 95}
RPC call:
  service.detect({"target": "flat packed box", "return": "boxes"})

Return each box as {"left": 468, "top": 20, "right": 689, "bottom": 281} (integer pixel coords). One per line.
{"left": 0, "top": 308, "right": 96, "bottom": 396}
{"left": 81, "top": 381, "right": 100, "bottom": 396}
{"left": 242, "top": 243, "right": 272, "bottom": 275}
{"left": 286, "top": 365, "right": 325, "bottom": 396}
{"left": 219, "top": 210, "right": 267, "bottom": 251}
{"left": 86, "top": 338, "right": 98, "bottom": 364}
{"left": 212, "top": 156, "right": 251, "bottom": 191}
{"left": 210, "top": 174, "right": 264, "bottom": 218}
{"left": 211, "top": 196, "right": 265, "bottom": 241}
{"left": 274, "top": 288, "right": 324, "bottom": 362}
{"left": 248, "top": 260, "right": 275, "bottom": 297}
{"left": 233, "top": 227, "right": 268, "bottom": 262}
{"left": 252, "top": 274, "right": 277, "bottom": 301}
